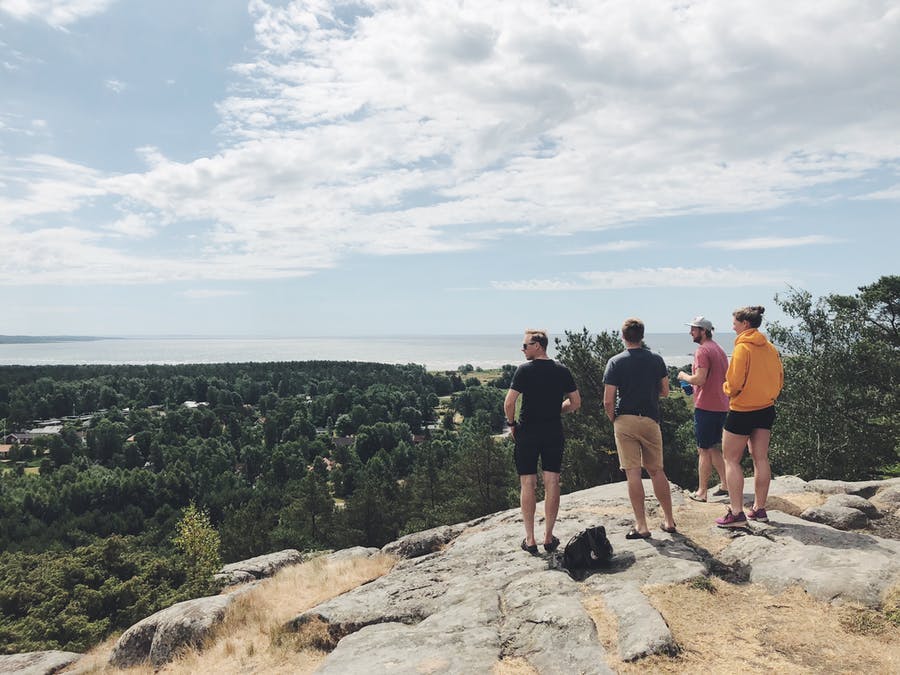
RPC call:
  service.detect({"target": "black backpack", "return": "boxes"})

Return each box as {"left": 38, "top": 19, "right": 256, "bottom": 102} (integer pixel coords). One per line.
{"left": 562, "top": 526, "right": 613, "bottom": 580}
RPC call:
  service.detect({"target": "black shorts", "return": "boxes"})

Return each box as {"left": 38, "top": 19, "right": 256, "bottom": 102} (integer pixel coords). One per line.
{"left": 514, "top": 423, "right": 564, "bottom": 475}
{"left": 724, "top": 405, "right": 776, "bottom": 436}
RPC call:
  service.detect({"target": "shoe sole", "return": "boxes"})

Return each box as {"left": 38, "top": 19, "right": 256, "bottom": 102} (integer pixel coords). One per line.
{"left": 748, "top": 517, "right": 769, "bottom": 523}
{"left": 716, "top": 520, "right": 748, "bottom": 528}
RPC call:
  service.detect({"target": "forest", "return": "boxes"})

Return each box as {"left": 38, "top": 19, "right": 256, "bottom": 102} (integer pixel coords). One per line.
{"left": 0, "top": 275, "right": 897, "bottom": 654}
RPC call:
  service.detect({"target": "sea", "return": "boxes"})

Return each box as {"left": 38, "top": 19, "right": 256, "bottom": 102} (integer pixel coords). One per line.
{"left": 0, "top": 334, "right": 698, "bottom": 371}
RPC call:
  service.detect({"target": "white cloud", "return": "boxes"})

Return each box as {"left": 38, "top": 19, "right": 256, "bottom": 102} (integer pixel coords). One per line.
{"left": 0, "top": 154, "right": 105, "bottom": 225}
{"left": 562, "top": 240, "right": 652, "bottom": 255}
{"left": 2, "top": 1, "right": 899, "bottom": 285}
{"left": 0, "top": 0, "right": 118, "bottom": 27}
{"left": 102, "top": 213, "right": 156, "bottom": 239}
{"left": 105, "top": 78, "right": 125, "bottom": 93}
{"left": 858, "top": 184, "right": 900, "bottom": 200}
{"left": 493, "top": 266, "right": 791, "bottom": 291}
{"left": 702, "top": 235, "right": 842, "bottom": 250}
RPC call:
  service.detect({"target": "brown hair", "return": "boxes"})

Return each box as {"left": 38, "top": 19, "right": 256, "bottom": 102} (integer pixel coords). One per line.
{"left": 525, "top": 329, "right": 548, "bottom": 349}
{"left": 733, "top": 305, "right": 765, "bottom": 328}
{"left": 621, "top": 318, "right": 645, "bottom": 343}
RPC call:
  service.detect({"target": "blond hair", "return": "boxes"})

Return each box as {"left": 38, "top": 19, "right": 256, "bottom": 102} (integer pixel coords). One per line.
{"left": 525, "top": 329, "right": 549, "bottom": 349}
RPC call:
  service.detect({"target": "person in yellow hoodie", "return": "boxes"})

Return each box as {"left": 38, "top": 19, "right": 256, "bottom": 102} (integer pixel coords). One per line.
{"left": 715, "top": 306, "right": 784, "bottom": 528}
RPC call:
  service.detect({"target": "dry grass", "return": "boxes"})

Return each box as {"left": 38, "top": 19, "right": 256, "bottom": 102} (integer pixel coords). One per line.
{"left": 493, "top": 656, "right": 539, "bottom": 674}
{"left": 68, "top": 553, "right": 396, "bottom": 675}
{"left": 585, "top": 579, "right": 900, "bottom": 674}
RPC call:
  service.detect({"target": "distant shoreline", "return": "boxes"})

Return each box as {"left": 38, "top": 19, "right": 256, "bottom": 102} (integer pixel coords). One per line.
{"left": 0, "top": 334, "right": 696, "bottom": 369}
{"left": 0, "top": 336, "right": 115, "bottom": 345}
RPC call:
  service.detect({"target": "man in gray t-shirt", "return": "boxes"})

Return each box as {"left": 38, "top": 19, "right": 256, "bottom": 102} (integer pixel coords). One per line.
{"left": 603, "top": 318, "right": 676, "bottom": 539}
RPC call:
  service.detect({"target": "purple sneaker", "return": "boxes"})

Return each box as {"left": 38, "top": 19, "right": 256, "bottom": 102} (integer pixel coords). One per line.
{"left": 748, "top": 507, "right": 769, "bottom": 522}
{"left": 715, "top": 508, "right": 747, "bottom": 528}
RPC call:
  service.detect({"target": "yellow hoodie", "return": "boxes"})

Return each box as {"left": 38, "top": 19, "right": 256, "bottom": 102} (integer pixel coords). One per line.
{"left": 724, "top": 329, "right": 784, "bottom": 412}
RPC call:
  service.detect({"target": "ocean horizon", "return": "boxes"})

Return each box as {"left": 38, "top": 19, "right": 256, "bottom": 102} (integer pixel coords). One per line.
{"left": 0, "top": 333, "right": 700, "bottom": 371}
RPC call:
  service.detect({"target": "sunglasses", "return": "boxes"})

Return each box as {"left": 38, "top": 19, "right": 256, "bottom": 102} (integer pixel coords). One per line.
{"left": 522, "top": 341, "right": 539, "bottom": 349}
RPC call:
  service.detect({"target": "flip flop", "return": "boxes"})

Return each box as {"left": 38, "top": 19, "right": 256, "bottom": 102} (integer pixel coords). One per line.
{"left": 543, "top": 535, "right": 560, "bottom": 553}
{"left": 521, "top": 539, "right": 539, "bottom": 555}
{"left": 712, "top": 487, "right": 729, "bottom": 497}
{"left": 625, "top": 528, "right": 651, "bottom": 540}
{"left": 687, "top": 491, "right": 708, "bottom": 502}
{"left": 660, "top": 523, "right": 677, "bottom": 534}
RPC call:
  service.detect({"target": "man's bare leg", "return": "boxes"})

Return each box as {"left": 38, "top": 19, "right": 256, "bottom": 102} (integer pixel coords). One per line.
{"left": 624, "top": 467, "right": 649, "bottom": 534}
{"left": 648, "top": 467, "right": 676, "bottom": 529}
{"left": 520, "top": 474, "right": 537, "bottom": 546}
{"left": 542, "top": 470, "right": 560, "bottom": 545}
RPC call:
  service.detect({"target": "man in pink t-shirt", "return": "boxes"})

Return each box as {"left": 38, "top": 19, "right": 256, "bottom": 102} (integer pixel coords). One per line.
{"left": 677, "top": 316, "right": 730, "bottom": 502}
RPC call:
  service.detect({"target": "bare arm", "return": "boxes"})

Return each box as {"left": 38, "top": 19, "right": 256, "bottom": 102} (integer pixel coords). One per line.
{"left": 677, "top": 366, "right": 708, "bottom": 387}
{"left": 603, "top": 384, "right": 617, "bottom": 423}
{"left": 659, "top": 376, "right": 670, "bottom": 398}
{"left": 562, "top": 390, "right": 581, "bottom": 414}
{"left": 504, "top": 389, "right": 520, "bottom": 437}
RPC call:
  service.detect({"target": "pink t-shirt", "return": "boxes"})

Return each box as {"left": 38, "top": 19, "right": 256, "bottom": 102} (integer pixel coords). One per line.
{"left": 693, "top": 340, "right": 730, "bottom": 412}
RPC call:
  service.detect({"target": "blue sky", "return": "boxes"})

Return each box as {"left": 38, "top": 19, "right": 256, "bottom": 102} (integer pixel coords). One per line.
{"left": 1, "top": 0, "right": 898, "bottom": 337}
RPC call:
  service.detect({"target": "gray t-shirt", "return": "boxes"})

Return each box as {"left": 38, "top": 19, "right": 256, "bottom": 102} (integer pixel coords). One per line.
{"left": 603, "top": 348, "right": 667, "bottom": 421}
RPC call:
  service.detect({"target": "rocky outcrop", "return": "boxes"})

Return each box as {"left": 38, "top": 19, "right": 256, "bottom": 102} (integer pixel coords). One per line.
{"left": 801, "top": 503, "right": 869, "bottom": 530}
{"left": 825, "top": 493, "right": 880, "bottom": 517}
{"left": 322, "top": 546, "right": 380, "bottom": 562}
{"left": 108, "top": 595, "right": 235, "bottom": 668}
{"left": 380, "top": 524, "right": 466, "bottom": 559}
{"left": 5, "top": 476, "right": 900, "bottom": 673}
{"left": 805, "top": 477, "right": 900, "bottom": 497}
{"left": 287, "top": 482, "right": 704, "bottom": 673}
{"left": 285, "top": 477, "right": 900, "bottom": 673}
{"left": 215, "top": 548, "right": 304, "bottom": 585}
{"left": 0, "top": 650, "right": 81, "bottom": 675}
{"left": 103, "top": 549, "right": 308, "bottom": 669}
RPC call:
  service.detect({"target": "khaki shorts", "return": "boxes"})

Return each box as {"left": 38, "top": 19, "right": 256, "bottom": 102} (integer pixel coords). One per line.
{"left": 613, "top": 415, "right": 664, "bottom": 471}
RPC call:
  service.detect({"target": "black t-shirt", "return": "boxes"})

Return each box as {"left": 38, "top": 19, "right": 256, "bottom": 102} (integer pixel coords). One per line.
{"left": 603, "top": 348, "right": 667, "bottom": 421}
{"left": 510, "top": 359, "right": 577, "bottom": 425}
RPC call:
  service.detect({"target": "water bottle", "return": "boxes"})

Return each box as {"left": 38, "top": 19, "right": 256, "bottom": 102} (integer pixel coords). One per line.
{"left": 679, "top": 380, "right": 693, "bottom": 396}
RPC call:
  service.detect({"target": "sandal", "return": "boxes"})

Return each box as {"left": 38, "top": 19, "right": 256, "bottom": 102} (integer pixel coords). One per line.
{"left": 543, "top": 535, "right": 560, "bottom": 553}
{"left": 660, "top": 523, "right": 677, "bottom": 534}
{"left": 521, "top": 539, "right": 539, "bottom": 555}
{"left": 625, "top": 528, "right": 651, "bottom": 540}
{"left": 687, "top": 491, "right": 708, "bottom": 502}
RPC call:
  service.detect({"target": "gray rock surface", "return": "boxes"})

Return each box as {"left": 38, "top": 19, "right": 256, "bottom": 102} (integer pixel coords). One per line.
{"left": 282, "top": 476, "right": 900, "bottom": 672}
{"left": 322, "top": 546, "right": 380, "bottom": 562}
{"left": 215, "top": 548, "right": 304, "bottom": 584}
{"left": 289, "top": 481, "right": 704, "bottom": 673}
{"left": 805, "top": 477, "right": 900, "bottom": 497}
{"left": 825, "top": 493, "right": 880, "bottom": 517}
{"left": 0, "top": 651, "right": 81, "bottom": 675}
{"left": 108, "top": 595, "right": 233, "bottom": 668}
{"left": 381, "top": 524, "right": 466, "bottom": 559}
{"left": 801, "top": 503, "right": 869, "bottom": 530}
{"left": 874, "top": 485, "right": 900, "bottom": 504}
{"left": 593, "top": 582, "right": 676, "bottom": 662}
{"left": 715, "top": 512, "right": 900, "bottom": 606}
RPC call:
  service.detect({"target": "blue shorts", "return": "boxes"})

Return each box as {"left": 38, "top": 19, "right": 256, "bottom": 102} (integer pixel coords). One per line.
{"left": 694, "top": 409, "right": 727, "bottom": 449}
{"left": 724, "top": 405, "right": 776, "bottom": 436}
{"left": 514, "top": 423, "right": 564, "bottom": 475}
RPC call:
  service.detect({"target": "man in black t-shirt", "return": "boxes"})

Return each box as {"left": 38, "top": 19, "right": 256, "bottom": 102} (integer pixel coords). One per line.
{"left": 504, "top": 329, "right": 581, "bottom": 555}
{"left": 603, "top": 318, "right": 676, "bottom": 539}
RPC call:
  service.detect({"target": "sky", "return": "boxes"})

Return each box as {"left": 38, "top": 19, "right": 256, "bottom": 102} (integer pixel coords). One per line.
{"left": 1, "top": 0, "right": 898, "bottom": 337}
